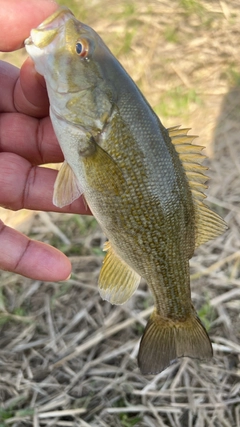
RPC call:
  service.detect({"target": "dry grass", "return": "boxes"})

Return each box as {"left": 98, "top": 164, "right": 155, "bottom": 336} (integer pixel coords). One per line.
{"left": 0, "top": 0, "right": 240, "bottom": 426}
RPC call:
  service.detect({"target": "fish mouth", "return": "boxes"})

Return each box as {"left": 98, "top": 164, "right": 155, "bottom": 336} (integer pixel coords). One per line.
{"left": 24, "top": 6, "right": 73, "bottom": 49}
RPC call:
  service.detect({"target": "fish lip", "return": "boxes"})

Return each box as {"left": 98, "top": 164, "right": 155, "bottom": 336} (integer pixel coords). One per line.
{"left": 24, "top": 6, "right": 73, "bottom": 49}
{"left": 37, "top": 6, "right": 73, "bottom": 31}
{"left": 24, "top": 36, "right": 33, "bottom": 46}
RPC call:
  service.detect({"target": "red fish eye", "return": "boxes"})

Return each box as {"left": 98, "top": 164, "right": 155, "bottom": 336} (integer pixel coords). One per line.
{"left": 75, "top": 40, "right": 89, "bottom": 58}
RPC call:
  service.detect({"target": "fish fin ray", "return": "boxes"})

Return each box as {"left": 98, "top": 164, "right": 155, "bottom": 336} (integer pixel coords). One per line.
{"left": 53, "top": 161, "right": 83, "bottom": 208}
{"left": 138, "top": 309, "right": 213, "bottom": 375}
{"left": 167, "top": 125, "right": 191, "bottom": 136}
{"left": 99, "top": 241, "right": 141, "bottom": 305}
{"left": 83, "top": 143, "right": 125, "bottom": 195}
{"left": 168, "top": 127, "right": 227, "bottom": 246}
{"left": 194, "top": 200, "right": 228, "bottom": 246}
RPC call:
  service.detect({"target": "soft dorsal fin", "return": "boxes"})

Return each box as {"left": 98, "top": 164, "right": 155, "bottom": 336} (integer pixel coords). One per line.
{"left": 168, "top": 126, "right": 227, "bottom": 247}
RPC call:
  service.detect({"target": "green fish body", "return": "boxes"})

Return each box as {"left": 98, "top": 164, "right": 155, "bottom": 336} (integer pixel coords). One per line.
{"left": 25, "top": 7, "right": 227, "bottom": 374}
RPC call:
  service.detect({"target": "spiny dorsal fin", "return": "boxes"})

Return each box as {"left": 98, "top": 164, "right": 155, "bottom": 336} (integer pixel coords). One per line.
{"left": 167, "top": 125, "right": 191, "bottom": 136}
{"left": 168, "top": 127, "right": 228, "bottom": 247}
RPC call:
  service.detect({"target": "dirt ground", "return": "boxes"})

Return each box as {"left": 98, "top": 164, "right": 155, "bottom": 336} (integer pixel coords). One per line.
{"left": 0, "top": 0, "right": 240, "bottom": 426}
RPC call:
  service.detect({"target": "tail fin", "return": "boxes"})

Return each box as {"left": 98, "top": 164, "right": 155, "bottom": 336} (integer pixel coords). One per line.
{"left": 138, "top": 309, "right": 213, "bottom": 375}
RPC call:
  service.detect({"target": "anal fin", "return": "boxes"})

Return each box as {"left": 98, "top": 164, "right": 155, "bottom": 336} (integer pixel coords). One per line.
{"left": 99, "top": 241, "right": 141, "bottom": 305}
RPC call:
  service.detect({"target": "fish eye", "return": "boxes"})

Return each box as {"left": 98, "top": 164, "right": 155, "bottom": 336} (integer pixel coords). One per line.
{"left": 75, "top": 39, "right": 89, "bottom": 58}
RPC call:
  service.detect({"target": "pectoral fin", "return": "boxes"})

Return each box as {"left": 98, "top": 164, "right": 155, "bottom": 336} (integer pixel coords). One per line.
{"left": 99, "top": 241, "right": 141, "bottom": 305}
{"left": 53, "top": 161, "right": 83, "bottom": 208}
{"left": 82, "top": 139, "right": 125, "bottom": 195}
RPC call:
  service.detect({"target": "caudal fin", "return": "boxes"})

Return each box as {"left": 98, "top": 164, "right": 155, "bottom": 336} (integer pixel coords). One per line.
{"left": 138, "top": 309, "right": 213, "bottom": 375}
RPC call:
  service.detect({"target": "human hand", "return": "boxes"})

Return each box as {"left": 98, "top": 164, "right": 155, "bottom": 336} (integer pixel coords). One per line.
{"left": 0, "top": 0, "right": 91, "bottom": 281}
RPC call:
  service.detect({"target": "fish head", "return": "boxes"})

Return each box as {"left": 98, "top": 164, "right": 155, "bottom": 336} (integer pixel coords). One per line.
{"left": 25, "top": 6, "right": 115, "bottom": 126}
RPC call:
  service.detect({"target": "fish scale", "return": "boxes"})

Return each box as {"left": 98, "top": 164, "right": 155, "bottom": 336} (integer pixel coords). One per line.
{"left": 25, "top": 6, "right": 227, "bottom": 375}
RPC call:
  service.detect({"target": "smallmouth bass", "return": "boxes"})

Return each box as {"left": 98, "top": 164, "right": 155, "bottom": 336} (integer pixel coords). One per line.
{"left": 25, "top": 7, "right": 227, "bottom": 374}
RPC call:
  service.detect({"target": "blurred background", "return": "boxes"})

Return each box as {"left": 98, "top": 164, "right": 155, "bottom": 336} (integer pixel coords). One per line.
{"left": 0, "top": 1, "right": 240, "bottom": 426}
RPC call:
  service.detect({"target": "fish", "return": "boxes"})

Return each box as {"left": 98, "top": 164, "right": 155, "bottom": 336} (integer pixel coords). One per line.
{"left": 25, "top": 6, "right": 227, "bottom": 375}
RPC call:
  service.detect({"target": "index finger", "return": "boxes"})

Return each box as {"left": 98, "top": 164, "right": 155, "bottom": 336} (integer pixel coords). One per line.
{"left": 0, "top": 0, "right": 58, "bottom": 51}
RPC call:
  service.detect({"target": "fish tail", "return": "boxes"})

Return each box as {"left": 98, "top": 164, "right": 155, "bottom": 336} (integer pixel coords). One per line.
{"left": 138, "top": 309, "right": 213, "bottom": 375}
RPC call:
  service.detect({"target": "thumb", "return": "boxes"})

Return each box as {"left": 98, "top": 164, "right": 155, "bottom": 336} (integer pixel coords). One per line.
{"left": 14, "top": 58, "right": 49, "bottom": 118}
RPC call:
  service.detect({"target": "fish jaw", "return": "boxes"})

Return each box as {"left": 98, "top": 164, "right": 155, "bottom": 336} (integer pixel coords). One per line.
{"left": 25, "top": 6, "right": 73, "bottom": 49}
{"left": 24, "top": 6, "right": 116, "bottom": 100}
{"left": 24, "top": 7, "right": 72, "bottom": 79}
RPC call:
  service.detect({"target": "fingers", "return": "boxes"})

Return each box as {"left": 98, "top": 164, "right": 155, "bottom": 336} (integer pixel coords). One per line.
{"left": 0, "top": 220, "right": 72, "bottom": 281}
{"left": 0, "top": 152, "right": 91, "bottom": 214}
{"left": 0, "top": 58, "right": 50, "bottom": 119}
{"left": 15, "top": 58, "right": 50, "bottom": 118}
{"left": 0, "top": 62, "right": 20, "bottom": 113}
{"left": 0, "top": 112, "right": 62, "bottom": 165}
{"left": 0, "top": 0, "right": 58, "bottom": 119}
{"left": 0, "top": 0, "right": 89, "bottom": 282}
{"left": 0, "top": 0, "right": 58, "bottom": 51}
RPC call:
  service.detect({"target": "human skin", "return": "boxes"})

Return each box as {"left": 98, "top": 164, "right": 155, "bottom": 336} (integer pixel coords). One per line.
{"left": 0, "top": 0, "right": 91, "bottom": 281}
